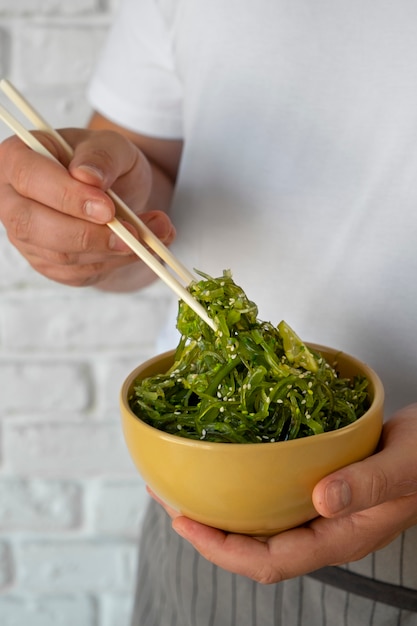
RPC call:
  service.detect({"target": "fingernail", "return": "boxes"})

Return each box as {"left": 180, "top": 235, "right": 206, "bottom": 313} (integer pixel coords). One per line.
{"left": 325, "top": 480, "right": 351, "bottom": 514}
{"left": 84, "top": 200, "right": 112, "bottom": 223}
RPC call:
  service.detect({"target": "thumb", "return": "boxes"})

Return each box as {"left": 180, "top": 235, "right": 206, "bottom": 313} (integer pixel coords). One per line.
{"left": 66, "top": 129, "right": 149, "bottom": 192}
{"left": 312, "top": 406, "right": 417, "bottom": 518}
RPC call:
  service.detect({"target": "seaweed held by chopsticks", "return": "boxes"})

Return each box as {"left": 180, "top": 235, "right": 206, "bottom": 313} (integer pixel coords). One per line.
{"left": 129, "top": 270, "right": 370, "bottom": 443}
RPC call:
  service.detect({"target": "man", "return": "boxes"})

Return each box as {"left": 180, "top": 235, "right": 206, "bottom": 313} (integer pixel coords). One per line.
{"left": 1, "top": 0, "right": 417, "bottom": 624}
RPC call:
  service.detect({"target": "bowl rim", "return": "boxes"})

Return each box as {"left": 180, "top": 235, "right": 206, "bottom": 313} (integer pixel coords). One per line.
{"left": 120, "top": 343, "right": 384, "bottom": 449}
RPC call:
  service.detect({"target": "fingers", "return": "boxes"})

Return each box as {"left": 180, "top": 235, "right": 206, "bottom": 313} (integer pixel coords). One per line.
{"left": 4, "top": 180, "right": 174, "bottom": 286}
{"left": 25, "top": 250, "right": 139, "bottom": 288}
{"left": 0, "top": 128, "right": 175, "bottom": 287}
{"left": 4, "top": 190, "right": 117, "bottom": 252}
{"left": 1, "top": 134, "right": 115, "bottom": 224}
{"left": 150, "top": 408, "right": 417, "bottom": 584}
{"left": 65, "top": 128, "right": 152, "bottom": 211}
{"left": 172, "top": 494, "right": 417, "bottom": 584}
{"left": 173, "top": 518, "right": 275, "bottom": 581}
{"left": 1, "top": 128, "right": 153, "bottom": 225}
{"left": 6, "top": 207, "right": 137, "bottom": 287}
{"left": 313, "top": 405, "right": 417, "bottom": 518}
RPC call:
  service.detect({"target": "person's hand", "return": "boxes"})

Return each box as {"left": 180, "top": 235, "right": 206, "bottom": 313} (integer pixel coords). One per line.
{"left": 151, "top": 403, "right": 417, "bottom": 583}
{"left": 0, "top": 128, "right": 176, "bottom": 289}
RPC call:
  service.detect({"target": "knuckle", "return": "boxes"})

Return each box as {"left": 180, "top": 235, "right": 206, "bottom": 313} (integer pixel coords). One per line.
{"left": 8, "top": 206, "right": 33, "bottom": 242}
{"left": 35, "top": 259, "right": 103, "bottom": 287}
{"left": 51, "top": 250, "right": 77, "bottom": 266}
{"left": 89, "top": 145, "right": 116, "bottom": 172}
{"left": 369, "top": 468, "right": 389, "bottom": 506}
{"left": 60, "top": 182, "right": 92, "bottom": 218}
{"left": 31, "top": 245, "right": 78, "bottom": 268}
{"left": 73, "top": 224, "right": 97, "bottom": 254}
{"left": 66, "top": 263, "right": 106, "bottom": 287}
{"left": 254, "top": 567, "right": 280, "bottom": 585}
{"left": 14, "top": 162, "right": 33, "bottom": 198}
{"left": 66, "top": 274, "right": 100, "bottom": 288}
{"left": 59, "top": 183, "right": 76, "bottom": 213}
{"left": 27, "top": 247, "right": 77, "bottom": 269}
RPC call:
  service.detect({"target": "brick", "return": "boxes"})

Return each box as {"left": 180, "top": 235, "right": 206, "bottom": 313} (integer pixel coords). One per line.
{"left": 2, "top": 291, "right": 168, "bottom": 351}
{"left": 94, "top": 354, "right": 153, "bottom": 415}
{"left": 0, "top": 83, "right": 93, "bottom": 141}
{"left": 3, "top": 421, "right": 137, "bottom": 477}
{"left": 14, "top": 86, "right": 95, "bottom": 128}
{"left": 106, "top": 0, "right": 123, "bottom": 14}
{"left": 101, "top": 593, "right": 134, "bottom": 626}
{"left": 0, "top": 1, "right": 154, "bottom": 622}
{"left": 19, "top": 23, "right": 110, "bottom": 87}
{"left": 0, "top": 594, "right": 97, "bottom": 626}
{"left": 16, "top": 540, "right": 136, "bottom": 591}
{"left": 0, "top": 25, "right": 10, "bottom": 77}
{"left": 0, "top": 542, "right": 13, "bottom": 590}
{"left": 0, "top": 479, "right": 82, "bottom": 531}
{"left": 0, "top": 232, "right": 49, "bottom": 289}
{"left": 0, "top": 360, "right": 92, "bottom": 413}
{"left": 0, "top": 120, "right": 11, "bottom": 142}
{"left": 92, "top": 479, "right": 148, "bottom": 537}
{"left": 0, "top": 0, "right": 99, "bottom": 15}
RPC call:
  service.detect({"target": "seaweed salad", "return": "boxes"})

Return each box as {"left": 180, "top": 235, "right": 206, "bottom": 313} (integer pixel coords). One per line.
{"left": 129, "top": 270, "right": 369, "bottom": 443}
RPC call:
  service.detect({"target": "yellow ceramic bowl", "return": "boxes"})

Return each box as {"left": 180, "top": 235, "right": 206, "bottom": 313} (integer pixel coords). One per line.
{"left": 120, "top": 344, "right": 384, "bottom": 536}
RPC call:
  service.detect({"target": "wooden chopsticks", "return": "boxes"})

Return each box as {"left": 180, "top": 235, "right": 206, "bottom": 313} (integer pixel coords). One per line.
{"left": 0, "top": 79, "right": 216, "bottom": 331}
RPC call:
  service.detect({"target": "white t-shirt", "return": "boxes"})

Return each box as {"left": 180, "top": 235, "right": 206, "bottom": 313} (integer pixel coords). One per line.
{"left": 89, "top": 0, "right": 417, "bottom": 415}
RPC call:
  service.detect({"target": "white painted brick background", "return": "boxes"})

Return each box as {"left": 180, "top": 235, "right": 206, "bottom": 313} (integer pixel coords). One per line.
{"left": 0, "top": 1, "right": 172, "bottom": 624}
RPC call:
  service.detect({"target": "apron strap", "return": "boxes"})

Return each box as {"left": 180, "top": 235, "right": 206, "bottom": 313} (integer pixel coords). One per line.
{"left": 308, "top": 566, "right": 417, "bottom": 612}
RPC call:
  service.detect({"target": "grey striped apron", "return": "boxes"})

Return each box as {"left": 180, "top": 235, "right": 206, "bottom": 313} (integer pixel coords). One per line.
{"left": 132, "top": 500, "right": 417, "bottom": 626}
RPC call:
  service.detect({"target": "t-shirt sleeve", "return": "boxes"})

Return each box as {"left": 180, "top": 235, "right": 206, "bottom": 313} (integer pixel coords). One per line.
{"left": 87, "top": 0, "right": 183, "bottom": 139}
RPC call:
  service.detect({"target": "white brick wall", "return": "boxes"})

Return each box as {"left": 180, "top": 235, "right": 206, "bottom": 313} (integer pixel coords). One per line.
{"left": 0, "top": 1, "right": 172, "bottom": 624}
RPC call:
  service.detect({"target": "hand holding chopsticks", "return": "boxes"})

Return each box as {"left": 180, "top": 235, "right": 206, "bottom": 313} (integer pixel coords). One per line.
{"left": 0, "top": 79, "right": 216, "bottom": 331}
